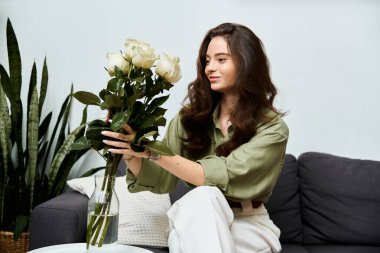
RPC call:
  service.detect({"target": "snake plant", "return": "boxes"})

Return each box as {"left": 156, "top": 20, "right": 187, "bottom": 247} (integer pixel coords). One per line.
{"left": 0, "top": 19, "right": 90, "bottom": 240}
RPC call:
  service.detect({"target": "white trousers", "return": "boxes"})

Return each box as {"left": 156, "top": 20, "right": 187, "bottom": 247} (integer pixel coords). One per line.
{"left": 167, "top": 186, "right": 282, "bottom": 253}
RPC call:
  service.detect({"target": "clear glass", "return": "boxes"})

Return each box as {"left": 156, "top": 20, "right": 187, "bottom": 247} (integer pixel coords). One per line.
{"left": 87, "top": 175, "right": 119, "bottom": 252}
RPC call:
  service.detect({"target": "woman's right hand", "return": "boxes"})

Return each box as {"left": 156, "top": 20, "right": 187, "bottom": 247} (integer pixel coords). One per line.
{"left": 101, "top": 124, "right": 146, "bottom": 176}
{"left": 101, "top": 125, "right": 149, "bottom": 159}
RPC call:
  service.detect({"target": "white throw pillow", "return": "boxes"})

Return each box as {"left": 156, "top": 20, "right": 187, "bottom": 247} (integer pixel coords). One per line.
{"left": 67, "top": 176, "right": 171, "bottom": 247}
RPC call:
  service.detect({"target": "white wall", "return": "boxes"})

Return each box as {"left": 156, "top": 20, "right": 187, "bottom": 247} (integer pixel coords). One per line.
{"left": 1, "top": 0, "right": 379, "bottom": 176}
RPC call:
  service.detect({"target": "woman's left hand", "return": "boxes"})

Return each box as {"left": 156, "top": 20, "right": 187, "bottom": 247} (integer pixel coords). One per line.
{"left": 101, "top": 124, "right": 150, "bottom": 160}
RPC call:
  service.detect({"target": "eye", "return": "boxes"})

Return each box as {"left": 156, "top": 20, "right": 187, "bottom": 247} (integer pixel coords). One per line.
{"left": 205, "top": 59, "right": 210, "bottom": 65}
{"left": 218, "top": 58, "right": 227, "bottom": 63}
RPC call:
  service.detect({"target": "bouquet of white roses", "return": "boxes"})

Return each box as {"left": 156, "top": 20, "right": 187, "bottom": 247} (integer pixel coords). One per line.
{"left": 71, "top": 39, "right": 181, "bottom": 249}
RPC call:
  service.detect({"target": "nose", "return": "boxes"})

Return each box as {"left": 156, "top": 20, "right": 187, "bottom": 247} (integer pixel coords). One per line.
{"left": 205, "top": 59, "right": 216, "bottom": 73}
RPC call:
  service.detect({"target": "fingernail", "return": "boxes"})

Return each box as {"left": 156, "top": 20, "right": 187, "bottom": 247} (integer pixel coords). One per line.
{"left": 103, "top": 140, "right": 107, "bottom": 143}
{"left": 101, "top": 131, "right": 106, "bottom": 135}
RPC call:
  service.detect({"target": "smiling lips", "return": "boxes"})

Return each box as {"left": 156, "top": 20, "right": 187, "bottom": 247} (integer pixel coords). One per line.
{"left": 208, "top": 76, "right": 220, "bottom": 82}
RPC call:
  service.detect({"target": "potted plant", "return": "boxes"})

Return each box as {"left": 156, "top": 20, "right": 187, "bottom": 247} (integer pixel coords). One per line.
{"left": 0, "top": 19, "right": 90, "bottom": 253}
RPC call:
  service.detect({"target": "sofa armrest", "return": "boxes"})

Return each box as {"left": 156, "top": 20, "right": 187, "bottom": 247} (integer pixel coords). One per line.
{"left": 29, "top": 191, "right": 89, "bottom": 250}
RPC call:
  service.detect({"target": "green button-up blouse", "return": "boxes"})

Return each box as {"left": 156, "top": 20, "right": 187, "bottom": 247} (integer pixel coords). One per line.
{"left": 126, "top": 107, "right": 289, "bottom": 203}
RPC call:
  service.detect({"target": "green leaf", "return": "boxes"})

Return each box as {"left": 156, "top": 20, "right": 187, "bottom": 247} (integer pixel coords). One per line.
{"left": 154, "top": 116, "right": 166, "bottom": 127}
{"left": 139, "top": 114, "right": 158, "bottom": 129}
{"left": 27, "top": 62, "right": 37, "bottom": 127}
{"left": 39, "top": 57, "right": 48, "bottom": 116}
{"left": 81, "top": 105, "right": 88, "bottom": 125}
{"left": 70, "top": 136, "right": 92, "bottom": 150}
{"left": 41, "top": 95, "right": 70, "bottom": 175}
{"left": 86, "top": 120, "right": 111, "bottom": 142}
{"left": 73, "top": 91, "right": 101, "bottom": 105}
{"left": 110, "top": 111, "right": 127, "bottom": 132}
{"left": 54, "top": 87, "right": 73, "bottom": 155}
{"left": 49, "top": 148, "right": 91, "bottom": 196}
{"left": 0, "top": 84, "right": 11, "bottom": 191}
{"left": 91, "top": 140, "right": 105, "bottom": 151}
{"left": 142, "top": 131, "right": 157, "bottom": 139}
{"left": 27, "top": 81, "right": 39, "bottom": 214}
{"left": 100, "top": 101, "right": 110, "bottom": 110}
{"left": 38, "top": 112, "right": 52, "bottom": 141}
{"left": 134, "top": 126, "right": 157, "bottom": 144}
{"left": 0, "top": 65, "right": 24, "bottom": 171}
{"left": 0, "top": 64, "right": 13, "bottom": 101}
{"left": 13, "top": 215, "right": 29, "bottom": 240}
{"left": 107, "top": 78, "right": 123, "bottom": 92}
{"left": 99, "top": 89, "right": 111, "bottom": 101}
{"left": 145, "top": 140, "right": 174, "bottom": 156}
{"left": 146, "top": 95, "right": 169, "bottom": 114}
{"left": 48, "top": 124, "right": 86, "bottom": 193}
{"left": 104, "top": 94, "right": 122, "bottom": 108}
{"left": 7, "top": 19, "right": 22, "bottom": 101}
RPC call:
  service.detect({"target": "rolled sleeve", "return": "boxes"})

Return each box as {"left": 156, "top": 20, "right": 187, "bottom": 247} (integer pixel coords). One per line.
{"left": 198, "top": 156, "right": 229, "bottom": 191}
{"left": 126, "top": 159, "right": 162, "bottom": 192}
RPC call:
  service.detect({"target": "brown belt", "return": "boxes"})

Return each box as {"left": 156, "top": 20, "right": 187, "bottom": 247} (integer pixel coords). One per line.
{"left": 227, "top": 199, "right": 262, "bottom": 209}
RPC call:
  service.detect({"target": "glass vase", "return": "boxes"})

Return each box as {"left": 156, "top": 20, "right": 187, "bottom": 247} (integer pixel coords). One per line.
{"left": 86, "top": 175, "right": 119, "bottom": 252}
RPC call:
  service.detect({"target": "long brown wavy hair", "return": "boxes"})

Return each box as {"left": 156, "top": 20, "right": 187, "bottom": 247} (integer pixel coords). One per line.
{"left": 180, "top": 23, "right": 282, "bottom": 159}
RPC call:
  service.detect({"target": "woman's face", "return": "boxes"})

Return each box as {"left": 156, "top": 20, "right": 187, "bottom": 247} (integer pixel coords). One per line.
{"left": 205, "top": 36, "right": 237, "bottom": 95}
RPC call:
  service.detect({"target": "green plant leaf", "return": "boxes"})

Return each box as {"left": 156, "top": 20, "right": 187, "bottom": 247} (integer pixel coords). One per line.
{"left": 38, "top": 112, "right": 52, "bottom": 141}
{"left": 73, "top": 91, "right": 101, "bottom": 105}
{"left": 41, "top": 95, "right": 70, "bottom": 175}
{"left": 6, "top": 18, "right": 22, "bottom": 101}
{"left": 81, "top": 105, "right": 88, "bottom": 125}
{"left": 85, "top": 120, "right": 111, "bottom": 144}
{"left": 146, "top": 95, "right": 169, "bottom": 114}
{"left": 39, "top": 57, "right": 48, "bottom": 116}
{"left": 99, "top": 89, "right": 111, "bottom": 101}
{"left": 5, "top": 20, "right": 25, "bottom": 175}
{"left": 145, "top": 140, "right": 174, "bottom": 156}
{"left": 139, "top": 114, "right": 158, "bottom": 129}
{"left": 104, "top": 94, "right": 123, "bottom": 108}
{"left": 107, "top": 78, "right": 123, "bottom": 92}
{"left": 54, "top": 87, "right": 73, "bottom": 155}
{"left": 48, "top": 124, "right": 86, "bottom": 193}
{"left": 0, "top": 83, "right": 12, "bottom": 215}
{"left": 154, "top": 116, "right": 166, "bottom": 127}
{"left": 26, "top": 62, "right": 37, "bottom": 139}
{"left": 134, "top": 126, "right": 157, "bottom": 144}
{"left": 49, "top": 148, "right": 90, "bottom": 197}
{"left": 70, "top": 136, "right": 92, "bottom": 150}
{"left": 110, "top": 111, "right": 127, "bottom": 132}
{"left": 26, "top": 81, "right": 39, "bottom": 215}
{"left": 0, "top": 64, "right": 13, "bottom": 101}
{"left": 13, "top": 215, "right": 29, "bottom": 240}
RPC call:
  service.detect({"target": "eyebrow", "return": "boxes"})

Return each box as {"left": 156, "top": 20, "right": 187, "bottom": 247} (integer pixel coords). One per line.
{"left": 205, "top": 52, "right": 231, "bottom": 58}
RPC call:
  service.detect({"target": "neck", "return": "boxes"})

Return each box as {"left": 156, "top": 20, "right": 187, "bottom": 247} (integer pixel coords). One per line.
{"left": 220, "top": 94, "right": 238, "bottom": 118}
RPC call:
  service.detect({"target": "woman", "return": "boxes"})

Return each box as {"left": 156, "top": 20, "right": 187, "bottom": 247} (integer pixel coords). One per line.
{"left": 102, "top": 23, "right": 289, "bottom": 253}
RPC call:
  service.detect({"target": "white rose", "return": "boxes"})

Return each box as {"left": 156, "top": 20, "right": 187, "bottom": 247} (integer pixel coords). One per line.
{"left": 124, "top": 39, "right": 157, "bottom": 69}
{"left": 124, "top": 39, "right": 142, "bottom": 61}
{"left": 155, "top": 53, "right": 182, "bottom": 83}
{"left": 106, "top": 52, "right": 130, "bottom": 76}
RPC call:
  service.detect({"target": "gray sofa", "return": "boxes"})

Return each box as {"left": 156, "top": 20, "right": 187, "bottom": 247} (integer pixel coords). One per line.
{"left": 29, "top": 152, "right": 380, "bottom": 252}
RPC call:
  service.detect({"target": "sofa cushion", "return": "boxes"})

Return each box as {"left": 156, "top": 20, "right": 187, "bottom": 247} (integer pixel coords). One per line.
{"left": 29, "top": 191, "right": 88, "bottom": 250}
{"left": 266, "top": 154, "right": 303, "bottom": 244}
{"left": 304, "top": 245, "right": 380, "bottom": 253}
{"left": 299, "top": 152, "right": 380, "bottom": 245}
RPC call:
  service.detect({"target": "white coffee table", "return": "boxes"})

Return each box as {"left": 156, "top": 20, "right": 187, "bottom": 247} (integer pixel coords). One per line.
{"left": 28, "top": 243, "right": 154, "bottom": 253}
